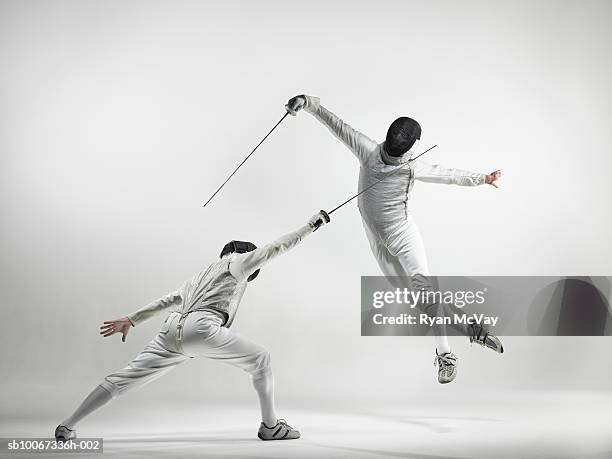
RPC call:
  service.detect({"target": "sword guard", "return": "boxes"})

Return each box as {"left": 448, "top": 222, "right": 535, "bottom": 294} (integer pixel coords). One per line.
{"left": 312, "top": 210, "right": 330, "bottom": 232}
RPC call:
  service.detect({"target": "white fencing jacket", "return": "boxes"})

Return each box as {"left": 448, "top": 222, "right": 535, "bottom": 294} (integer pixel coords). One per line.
{"left": 127, "top": 223, "right": 315, "bottom": 330}
{"left": 303, "top": 96, "right": 485, "bottom": 245}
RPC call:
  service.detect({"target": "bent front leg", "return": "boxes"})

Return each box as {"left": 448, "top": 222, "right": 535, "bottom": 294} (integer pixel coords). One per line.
{"left": 181, "top": 320, "right": 277, "bottom": 427}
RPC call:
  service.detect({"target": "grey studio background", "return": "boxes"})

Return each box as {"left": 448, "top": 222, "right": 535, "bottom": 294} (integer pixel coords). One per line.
{"left": 1, "top": 1, "right": 611, "bottom": 458}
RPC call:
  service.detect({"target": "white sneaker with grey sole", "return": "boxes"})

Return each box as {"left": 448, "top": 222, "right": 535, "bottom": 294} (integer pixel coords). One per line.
{"left": 434, "top": 351, "right": 458, "bottom": 384}
{"left": 257, "top": 419, "right": 300, "bottom": 440}
{"left": 468, "top": 324, "right": 504, "bottom": 353}
{"left": 54, "top": 425, "right": 76, "bottom": 442}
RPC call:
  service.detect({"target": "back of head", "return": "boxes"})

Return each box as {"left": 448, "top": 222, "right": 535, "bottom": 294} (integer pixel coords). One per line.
{"left": 385, "top": 117, "right": 421, "bottom": 157}
{"left": 220, "top": 240, "right": 257, "bottom": 258}
{"left": 219, "top": 240, "right": 260, "bottom": 281}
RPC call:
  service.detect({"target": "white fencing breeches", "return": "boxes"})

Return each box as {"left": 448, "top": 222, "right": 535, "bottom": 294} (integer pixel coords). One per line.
{"left": 95, "top": 310, "right": 276, "bottom": 425}
{"left": 100, "top": 311, "right": 272, "bottom": 397}
{"left": 362, "top": 214, "right": 430, "bottom": 278}
{"left": 362, "top": 215, "right": 471, "bottom": 352}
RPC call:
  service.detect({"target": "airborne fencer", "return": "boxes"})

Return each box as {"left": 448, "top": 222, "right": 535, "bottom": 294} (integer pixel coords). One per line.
{"left": 286, "top": 94, "right": 503, "bottom": 384}
{"left": 55, "top": 211, "right": 331, "bottom": 442}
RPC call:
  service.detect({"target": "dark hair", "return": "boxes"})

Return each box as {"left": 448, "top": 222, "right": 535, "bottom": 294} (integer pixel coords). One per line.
{"left": 220, "top": 240, "right": 257, "bottom": 258}
{"left": 220, "top": 240, "right": 260, "bottom": 281}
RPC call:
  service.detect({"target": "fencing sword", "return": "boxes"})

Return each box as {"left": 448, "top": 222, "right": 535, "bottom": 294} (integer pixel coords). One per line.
{"left": 313, "top": 144, "right": 438, "bottom": 228}
{"left": 202, "top": 111, "right": 291, "bottom": 208}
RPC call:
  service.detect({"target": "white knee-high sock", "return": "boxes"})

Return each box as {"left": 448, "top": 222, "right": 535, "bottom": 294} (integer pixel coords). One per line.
{"left": 252, "top": 372, "right": 277, "bottom": 427}
{"left": 435, "top": 334, "right": 452, "bottom": 355}
{"left": 61, "top": 385, "right": 113, "bottom": 429}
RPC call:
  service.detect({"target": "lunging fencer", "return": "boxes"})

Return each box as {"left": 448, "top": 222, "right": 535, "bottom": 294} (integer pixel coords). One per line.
{"left": 55, "top": 211, "right": 331, "bottom": 442}
{"left": 286, "top": 94, "right": 503, "bottom": 384}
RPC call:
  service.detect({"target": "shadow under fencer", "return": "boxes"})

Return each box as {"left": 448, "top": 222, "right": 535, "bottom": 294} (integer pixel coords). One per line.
{"left": 106, "top": 435, "right": 255, "bottom": 444}
{"left": 304, "top": 442, "right": 467, "bottom": 459}
{"left": 372, "top": 414, "right": 505, "bottom": 434}
{"left": 102, "top": 436, "right": 268, "bottom": 459}
{"left": 103, "top": 433, "right": 464, "bottom": 459}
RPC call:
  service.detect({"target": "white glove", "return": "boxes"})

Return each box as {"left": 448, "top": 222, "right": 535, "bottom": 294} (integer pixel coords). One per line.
{"left": 308, "top": 210, "right": 331, "bottom": 231}
{"left": 285, "top": 95, "right": 307, "bottom": 116}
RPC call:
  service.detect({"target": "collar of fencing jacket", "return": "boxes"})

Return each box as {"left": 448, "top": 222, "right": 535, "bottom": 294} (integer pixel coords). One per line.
{"left": 380, "top": 143, "right": 413, "bottom": 166}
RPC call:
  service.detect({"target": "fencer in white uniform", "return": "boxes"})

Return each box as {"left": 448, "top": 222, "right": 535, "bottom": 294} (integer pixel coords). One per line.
{"left": 286, "top": 95, "right": 503, "bottom": 384}
{"left": 55, "top": 211, "right": 330, "bottom": 442}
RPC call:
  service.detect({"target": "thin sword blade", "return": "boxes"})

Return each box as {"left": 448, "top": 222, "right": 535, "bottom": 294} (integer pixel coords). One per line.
{"left": 202, "top": 111, "right": 290, "bottom": 208}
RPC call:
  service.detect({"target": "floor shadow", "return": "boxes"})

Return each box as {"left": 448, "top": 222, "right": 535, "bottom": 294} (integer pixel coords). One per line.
{"left": 380, "top": 415, "right": 504, "bottom": 434}
{"left": 307, "top": 441, "right": 466, "bottom": 459}
{"left": 106, "top": 435, "right": 254, "bottom": 444}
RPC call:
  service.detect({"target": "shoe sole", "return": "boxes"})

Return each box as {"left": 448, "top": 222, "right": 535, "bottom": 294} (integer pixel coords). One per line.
{"left": 55, "top": 436, "right": 75, "bottom": 443}
{"left": 486, "top": 344, "right": 504, "bottom": 354}
{"left": 258, "top": 432, "right": 300, "bottom": 441}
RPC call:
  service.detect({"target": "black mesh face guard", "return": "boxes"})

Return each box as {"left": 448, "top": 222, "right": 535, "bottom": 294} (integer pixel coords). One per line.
{"left": 385, "top": 117, "right": 422, "bottom": 157}
{"left": 219, "top": 240, "right": 260, "bottom": 281}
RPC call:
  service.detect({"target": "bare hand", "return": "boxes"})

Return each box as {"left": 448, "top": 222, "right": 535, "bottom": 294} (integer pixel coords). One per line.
{"left": 485, "top": 170, "right": 501, "bottom": 188}
{"left": 100, "top": 317, "right": 132, "bottom": 342}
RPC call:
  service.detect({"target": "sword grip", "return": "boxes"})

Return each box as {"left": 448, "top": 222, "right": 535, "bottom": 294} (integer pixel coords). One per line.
{"left": 312, "top": 210, "right": 331, "bottom": 232}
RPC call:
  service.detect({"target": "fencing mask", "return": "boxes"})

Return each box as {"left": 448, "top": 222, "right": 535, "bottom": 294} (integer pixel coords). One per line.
{"left": 384, "top": 117, "right": 421, "bottom": 157}
{"left": 220, "top": 240, "right": 260, "bottom": 282}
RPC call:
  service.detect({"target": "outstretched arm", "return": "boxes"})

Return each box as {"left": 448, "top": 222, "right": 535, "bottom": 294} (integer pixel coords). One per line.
{"left": 286, "top": 95, "right": 378, "bottom": 164}
{"left": 413, "top": 160, "right": 501, "bottom": 187}
{"left": 230, "top": 211, "right": 330, "bottom": 281}
{"left": 126, "top": 290, "right": 183, "bottom": 326}
{"left": 99, "top": 289, "right": 183, "bottom": 342}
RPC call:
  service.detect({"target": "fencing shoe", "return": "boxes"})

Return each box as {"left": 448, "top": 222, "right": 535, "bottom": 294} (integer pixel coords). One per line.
{"left": 258, "top": 419, "right": 300, "bottom": 440}
{"left": 468, "top": 324, "right": 504, "bottom": 353}
{"left": 55, "top": 425, "right": 76, "bottom": 442}
{"left": 434, "top": 351, "right": 458, "bottom": 384}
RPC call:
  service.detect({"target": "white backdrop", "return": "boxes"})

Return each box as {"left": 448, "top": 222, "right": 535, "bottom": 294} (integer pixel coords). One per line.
{"left": 1, "top": 0, "right": 611, "bottom": 418}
